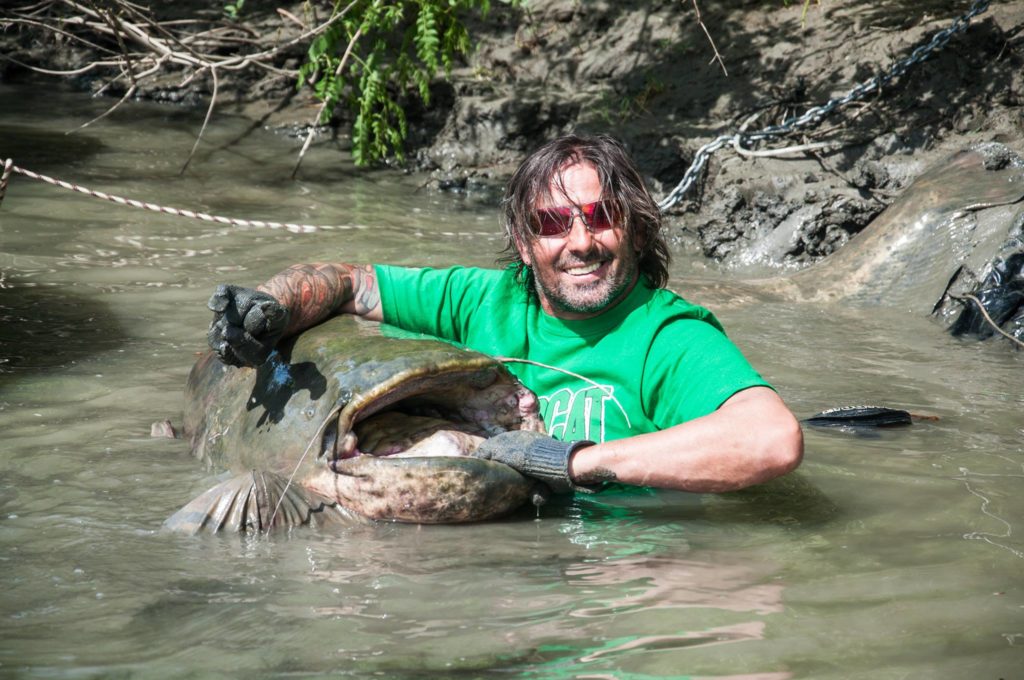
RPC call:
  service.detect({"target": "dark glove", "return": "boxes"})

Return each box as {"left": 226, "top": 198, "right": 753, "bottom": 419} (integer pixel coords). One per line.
{"left": 472, "top": 430, "right": 596, "bottom": 494}
{"left": 207, "top": 284, "right": 290, "bottom": 367}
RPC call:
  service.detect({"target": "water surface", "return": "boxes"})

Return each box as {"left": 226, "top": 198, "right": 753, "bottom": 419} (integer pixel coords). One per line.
{"left": 1, "top": 85, "right": 1022, "bottom": 679}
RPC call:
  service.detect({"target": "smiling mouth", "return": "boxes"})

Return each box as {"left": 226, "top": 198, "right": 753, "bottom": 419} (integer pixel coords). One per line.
{"left": 564, "top": 261, "right": 604, "bottom": 276}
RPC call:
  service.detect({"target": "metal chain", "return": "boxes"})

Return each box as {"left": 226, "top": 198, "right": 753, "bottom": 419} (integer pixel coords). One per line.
{"left": 657, "top": 0, "right": 992, "bottom": 212}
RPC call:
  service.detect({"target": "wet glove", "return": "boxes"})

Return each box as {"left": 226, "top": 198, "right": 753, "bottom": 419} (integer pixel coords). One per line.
{"left": 472, "top": 430, "right": 596, "bottom": 494}
{"left": 207, "top": 284, "right": 290, "bottom": 367}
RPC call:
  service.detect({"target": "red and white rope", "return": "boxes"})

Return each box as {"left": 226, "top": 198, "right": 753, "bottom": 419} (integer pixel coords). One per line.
{"left": 0, "top": 158, "right": 355, "bottom": 234}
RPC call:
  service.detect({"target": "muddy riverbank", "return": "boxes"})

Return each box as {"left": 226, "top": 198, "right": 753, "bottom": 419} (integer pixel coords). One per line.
{"left": 3, "top": 1, "right": 1023, "bottom": 266}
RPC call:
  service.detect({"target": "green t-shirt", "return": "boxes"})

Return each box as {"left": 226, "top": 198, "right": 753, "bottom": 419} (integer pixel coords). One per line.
{"left": 376, "top": 265, "right": 769, "bottom": 443}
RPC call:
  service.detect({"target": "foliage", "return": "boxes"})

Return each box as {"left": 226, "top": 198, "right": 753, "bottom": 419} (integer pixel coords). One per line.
{"left": 298, "top": 0, "right": 515, "bottom": 165}
{"left": 224, "top": 0, "right": 245, "bottom": 21}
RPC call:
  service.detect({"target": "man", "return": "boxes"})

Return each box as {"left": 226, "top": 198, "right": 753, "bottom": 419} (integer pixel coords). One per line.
{"left": 208, "top": 134, "right": 803, "bottom": 494}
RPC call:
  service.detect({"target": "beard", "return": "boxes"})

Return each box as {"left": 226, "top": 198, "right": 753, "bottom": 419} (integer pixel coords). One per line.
{"left": 529, "top": 237, "right": 640, "bottom": 316}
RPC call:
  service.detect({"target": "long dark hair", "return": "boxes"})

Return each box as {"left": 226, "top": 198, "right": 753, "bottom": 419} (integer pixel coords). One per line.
{"left": 499, "top": 134, "right": 671, "bottom": 289}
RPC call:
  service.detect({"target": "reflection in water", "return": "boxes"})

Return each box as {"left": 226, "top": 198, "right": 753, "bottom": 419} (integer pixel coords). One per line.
{"left": 577, "top": 621, "right": 769, "bottom": 660}
{"left": 296, "top": 517, "right": 789, "bottom": 677}
{"left": 566, "top": 555, "right": 783, "bottom": 617}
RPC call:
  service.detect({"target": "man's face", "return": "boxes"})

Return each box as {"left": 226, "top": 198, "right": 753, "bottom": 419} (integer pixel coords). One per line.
{"left": 517, "top": 162, "right": 640, "bottom": 319}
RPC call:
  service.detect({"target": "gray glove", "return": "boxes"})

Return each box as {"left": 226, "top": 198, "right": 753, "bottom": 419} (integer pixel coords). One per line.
{"left": 207, "top": 284, "right": 290, "bottom": 367}
{"left": 473, "top": 430, "right": 596, "bottom": 494}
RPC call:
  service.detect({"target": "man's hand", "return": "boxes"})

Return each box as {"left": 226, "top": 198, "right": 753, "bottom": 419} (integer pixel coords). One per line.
{"left": 207, "top": 284, "right": 291, "bottom": 367}
{"left": 472, "top": 430, "right": 596, "bottom": 494}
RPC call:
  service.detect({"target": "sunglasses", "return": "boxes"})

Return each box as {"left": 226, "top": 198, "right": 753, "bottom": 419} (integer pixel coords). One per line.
{"left": 532, "top": 200, "right": 617, "bottom": 237}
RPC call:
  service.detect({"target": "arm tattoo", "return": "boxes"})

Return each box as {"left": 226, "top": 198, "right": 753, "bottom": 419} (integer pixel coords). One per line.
{"left": 257, "top": 263, "right": 361, "bottom": 335}
{"left": 351, "top": 265, "right": 382, "bottom": 317}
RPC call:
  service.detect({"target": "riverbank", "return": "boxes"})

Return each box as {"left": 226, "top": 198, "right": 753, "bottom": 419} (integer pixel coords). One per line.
{"left": 3, "top": 1, "right": 1022, "bottom": 267}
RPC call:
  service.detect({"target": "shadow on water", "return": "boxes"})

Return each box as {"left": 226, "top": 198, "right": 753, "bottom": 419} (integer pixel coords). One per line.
{"left": 0, "top": 282, "right": 125, "bottom": 382}
{"left": 1, "top": 124, "right": 106, "bottom": 170}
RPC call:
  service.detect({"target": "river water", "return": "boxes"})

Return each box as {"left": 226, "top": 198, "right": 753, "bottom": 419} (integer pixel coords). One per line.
{"left": 1, "top": 85, "right": 1022, "bottom": 679}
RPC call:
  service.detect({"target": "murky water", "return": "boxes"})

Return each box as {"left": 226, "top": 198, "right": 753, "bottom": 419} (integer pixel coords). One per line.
{"left": 2, "top": 85, "right": 1022, "bottom": 679}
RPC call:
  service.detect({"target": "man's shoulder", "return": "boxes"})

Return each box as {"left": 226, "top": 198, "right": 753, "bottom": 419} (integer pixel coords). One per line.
{"left": 379, "top": 264, "right": 529, "bottom": 314}
{"left": 445, "top": 265, "right": 522, "bottom": 296}
{"left": 633, "top": 283, "right": 724, "bottom": 331}
{"left": 378, "top": 263, "right": 513, "bottom": 289}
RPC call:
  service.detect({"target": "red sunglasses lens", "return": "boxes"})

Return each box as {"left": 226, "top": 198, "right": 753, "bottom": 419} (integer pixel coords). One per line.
{"left": 532, "top": 201, "right": 615, "bottom": 237}
{"left": 535, "top": 208, "right": 571, "bottom": 236}
{"left": 585, "top": 201, "right": 615, "bottom": 231}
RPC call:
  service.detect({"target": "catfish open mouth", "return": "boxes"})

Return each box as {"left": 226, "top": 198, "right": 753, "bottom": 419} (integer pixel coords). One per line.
{"left": 176, "top": 316, "right": 547, "bottom": 529}
{"left": 322, "top": 361, "right": 544, "bottom": 462}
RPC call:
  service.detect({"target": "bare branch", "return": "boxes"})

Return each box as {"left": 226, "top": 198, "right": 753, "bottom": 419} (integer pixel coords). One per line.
{"left": 73, "top": 83, "right": 136, "bottom": 131}
{"left": 690, "top": 0, "right": 727, "bottom": 76}
{"left": 9, "top": 0, "right": 363, "bottom": 170}
{"left": 292, "top": 25, "right": 364, "bottom": 178}
{"left": 180, "top": 65, "right": 218, "bottom": 175}
{"left": 0, "top": 53, "right": 121, "bottom": 75}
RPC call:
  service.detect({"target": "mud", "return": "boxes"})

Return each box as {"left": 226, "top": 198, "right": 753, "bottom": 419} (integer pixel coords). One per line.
{"left": 2, "top": 1, "right": 1023, "bottom": 267}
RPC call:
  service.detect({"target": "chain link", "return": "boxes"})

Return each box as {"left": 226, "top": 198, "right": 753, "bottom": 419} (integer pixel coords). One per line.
{"left": 657, "top": 0, "right": 992, "bottom": 212}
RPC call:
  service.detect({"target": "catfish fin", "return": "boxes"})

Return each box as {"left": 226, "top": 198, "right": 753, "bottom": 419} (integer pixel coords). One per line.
{"left": 163, "top": 470, "right": 333, "bottom": 534}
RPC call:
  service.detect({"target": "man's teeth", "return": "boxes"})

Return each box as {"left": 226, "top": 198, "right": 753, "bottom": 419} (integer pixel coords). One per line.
{"left": 566, "top": 262, "right": 602, "bottom": 275}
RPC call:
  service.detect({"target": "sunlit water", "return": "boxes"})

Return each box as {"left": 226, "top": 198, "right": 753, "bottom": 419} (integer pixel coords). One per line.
{"left": 1, "top": 85, "right": 1021, "bottom": 679}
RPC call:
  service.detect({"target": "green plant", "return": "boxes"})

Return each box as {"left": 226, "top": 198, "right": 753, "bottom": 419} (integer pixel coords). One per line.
{"left": 298, "top": 0, "right": 517, "bottom": 165}
{"left": 224, "top": 0, "right": 245, "bottom": 20}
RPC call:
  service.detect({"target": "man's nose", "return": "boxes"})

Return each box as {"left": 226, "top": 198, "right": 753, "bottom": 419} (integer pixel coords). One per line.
{"left": 565, "top": 213, "right": 594, "bottom": 249}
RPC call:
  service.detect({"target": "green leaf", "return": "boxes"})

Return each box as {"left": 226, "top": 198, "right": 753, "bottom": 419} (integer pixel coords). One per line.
{"left": 295, "top": 0, "right": 521, "bottom": 165}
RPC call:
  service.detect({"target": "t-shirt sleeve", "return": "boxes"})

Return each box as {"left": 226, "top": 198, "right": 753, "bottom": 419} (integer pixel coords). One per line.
{"left": 375, "top": 265, "right": 489, "bottom": 343}
{"left": 643, "top": 317, "right": 772, "bottom": 427}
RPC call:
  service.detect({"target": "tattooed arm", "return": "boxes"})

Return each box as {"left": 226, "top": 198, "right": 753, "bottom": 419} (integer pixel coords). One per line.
{"left": 206, "top": 263, "right": 382, "bottom": 367}
{"left": 257, "top": 262, "right": 383, "bottom": 336}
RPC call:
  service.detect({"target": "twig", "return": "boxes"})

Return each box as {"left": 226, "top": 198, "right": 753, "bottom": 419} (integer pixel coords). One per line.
{"left": 292, "top": 24, "right": 363, "bottom": 178}
{"left": 72, "top": 1, "right": 139, "bottom": 131}
{"left": 690, "top": 0, "right": 727, "bottom": 76}
{"left": 3, "top": 14, "right": 119, "bottom": 54}
{"left": 277, "top": 8, "right": 307, "bottom": 30}
{"left": 73, "top": 83, "right": 137, "bottom": 131}
{"left": 0, "top": 53, "right": 119, "bottom": 76}
{"left": 807, "top": 100, "right": 875, "bottom": 139}
{"left": 180, "top": 65, "right": 218, "bottom": 175}
{"left": 13, "top": 0, "right": 354, "bottom": 178}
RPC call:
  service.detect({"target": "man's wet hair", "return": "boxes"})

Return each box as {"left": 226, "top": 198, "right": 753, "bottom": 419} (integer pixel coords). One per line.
{"left": 499, "top": 134, "right": 671, "bottom": 290}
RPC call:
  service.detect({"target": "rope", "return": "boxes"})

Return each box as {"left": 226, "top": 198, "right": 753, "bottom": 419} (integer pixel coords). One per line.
{"left": 656, "top": 0, "right": 992, "bottom": 211}
{"left": 949, "top": 293, "right": 1024, "bottom": 349}
{"left": 497, "top": 356, "right": 614, "bottom": 398}
{"left": 0, "top": 158, "right": 12, "bottom": 205}
{"left": 497, "top": 356, "right": 632, "bottom": 429}
{"left": 0, "top": 159, "right": 358, "bottom": 234}
{"left": 267, "top": 402, "right": 343, "bottom": 530}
